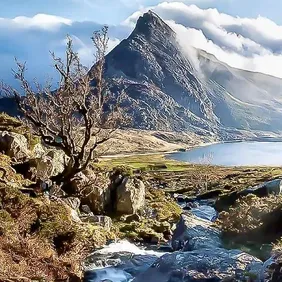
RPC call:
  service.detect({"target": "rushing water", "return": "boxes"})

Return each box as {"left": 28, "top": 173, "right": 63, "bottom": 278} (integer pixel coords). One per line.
{"left": 167, "top": 141, "right": 282, "bottom": 166}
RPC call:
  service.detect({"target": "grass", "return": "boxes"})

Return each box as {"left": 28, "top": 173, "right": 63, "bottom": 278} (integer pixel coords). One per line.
{"left": 97, "top": 154, "right": 190, "bottom": 172}
{"left": 97, "top": 154, "right": 282, "bottom": 198}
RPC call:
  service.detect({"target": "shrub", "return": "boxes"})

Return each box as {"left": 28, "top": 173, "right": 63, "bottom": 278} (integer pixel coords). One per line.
{"left": 218, "top": 194, "right": 282, "bottom": 235}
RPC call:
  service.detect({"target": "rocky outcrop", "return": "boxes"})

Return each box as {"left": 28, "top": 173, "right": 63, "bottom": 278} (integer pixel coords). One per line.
{"left": 116, "top": 177, "right": 146, "bottom": 215}
{"left": 171, "top": 213, "right": 222, "bottom": 251}
{"left": 0, "top": 131, "right": 30, "bottom": 161}
{"left": 133, "top": 248, "right": 263, "bottom": 282}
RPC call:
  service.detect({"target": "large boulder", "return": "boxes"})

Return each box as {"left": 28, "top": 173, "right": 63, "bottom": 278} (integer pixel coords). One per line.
{"left": 133, "top": 248, "right": 263, "bottom": 282}
{"left": 80, "top": 170, "right": 112, "bottom": 214}
{"left": 32, "top": 149, "right": 68, "bottom": 179}
{"left": 0, "top": 131, "right": 30, "bottom": 161}
{"left": 171, "top": 213, "right": 222, "bottom": 251}
{"left": 116, "top": 177, "right": 146, "bottom": 215}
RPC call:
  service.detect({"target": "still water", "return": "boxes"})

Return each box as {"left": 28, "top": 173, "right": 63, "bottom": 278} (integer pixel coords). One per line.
{"left": 167, "top": 141, "right": 282, "bottom": 166}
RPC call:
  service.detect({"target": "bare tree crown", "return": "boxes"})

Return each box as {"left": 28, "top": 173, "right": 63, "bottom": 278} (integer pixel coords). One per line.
{"left": 2, "top": 26, "right": 126, "bottom": 185}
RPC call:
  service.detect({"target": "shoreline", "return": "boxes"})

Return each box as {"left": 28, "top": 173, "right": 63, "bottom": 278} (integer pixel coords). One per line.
{"left": 100, "top": 137, "right": 282, "bottom": 160}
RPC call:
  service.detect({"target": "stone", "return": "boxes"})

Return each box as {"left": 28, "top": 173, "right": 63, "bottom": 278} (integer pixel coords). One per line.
{"left": 116, "top": 177, "right": 146, "bottom": 215}
{"left": 62, "top": 197, "right": 81, "bottom": 210}
{"left": 0, "top": 131, "right": 30, "bottom": 161}
{"left": 81, "top": 204, "right": 92, "bottom": 214}
{"left": 80, "top": 170, "right": 111, "bottom": 214}
{"left": 171, "top": 213, "right": 222, "bottom": 251}
{"left": 240, "top": 179, "right": 282, "bottom": 197}
{"left": 85, "top": 254, "right": 158, "bottom": 282}
{"left": 124, "top": 214, "right": 141, "bottom": 223}
{"left": 190, "top": 205, "right": 218, "bottom": 222}
{"left": 32, "top": 143, "right": 45, "bottom": 158}
{"left": 81, "top": 215, "right": 112, "bottom": 231}
{"left": 133, "top": 248, "right": 263, "bottom": 282}
{"left": 33, "top": 149, "right": 68, "bottom": 179}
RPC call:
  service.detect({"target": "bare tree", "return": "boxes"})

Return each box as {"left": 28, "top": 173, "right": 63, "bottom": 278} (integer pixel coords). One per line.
{"left": 2, "top": 27, "right": 127, "bottom": 191}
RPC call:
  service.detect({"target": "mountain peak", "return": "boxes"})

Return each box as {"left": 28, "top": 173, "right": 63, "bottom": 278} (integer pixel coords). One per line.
{"left": 132, "top": 10, "right": 175, "bottom": 38}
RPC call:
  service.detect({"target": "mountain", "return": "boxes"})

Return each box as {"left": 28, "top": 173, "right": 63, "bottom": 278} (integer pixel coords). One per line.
{"left": 98, "top": 11, "right": 282, "bottom": 136}
{"left": 2, "top": 11, "right": 282, "bottom": 138}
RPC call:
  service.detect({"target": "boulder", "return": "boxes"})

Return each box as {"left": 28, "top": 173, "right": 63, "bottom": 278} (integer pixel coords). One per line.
{"left": 133, "top": 248, "right": 263, "bottom": 282}
{"left": 240, "top": 179, "right": 282, "bottom": 197}
{"left": 32, "top": 142, "right": 45, "bottom": 158}
{"left": 261, "top": 254, "right": 282, "bottom": 282}
{"left": 62, "top": 197, "right": 81, "bottom": 210}
{"left": 33, "top": 149, "right": 67, "bottom": 179}
{"left": 190, "top": 205, "right": 218, "bottom": 222}
{"left": 0, "top": 131, "right": 30, "bottom": 161}
{"left": 171, "top": 213, "right": 222, "bottom": 251}
{"left": 80, "top": 171, "right": 111, "bottom": 214}
{"left": 116, "top": 177, "right": 145, "bottom": 215}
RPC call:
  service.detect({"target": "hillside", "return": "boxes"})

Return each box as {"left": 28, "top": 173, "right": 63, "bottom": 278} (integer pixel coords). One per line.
{"left": 99, "top": 11, "right": 282, "bottom": 136}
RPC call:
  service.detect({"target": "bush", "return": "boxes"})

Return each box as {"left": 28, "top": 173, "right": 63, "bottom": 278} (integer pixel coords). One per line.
{"left": 218, "top": 194, "right": 282, "bottom": 235}
{"left": 0, "top": 183, "right": 110, "bottom": 281}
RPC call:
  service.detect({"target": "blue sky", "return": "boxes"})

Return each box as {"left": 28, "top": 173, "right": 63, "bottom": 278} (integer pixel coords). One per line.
{"left": 1, "top": 0, "right": 282, "bottom": 87}
{"left": 2, "top": 0, "right": 282, "bottom": 25}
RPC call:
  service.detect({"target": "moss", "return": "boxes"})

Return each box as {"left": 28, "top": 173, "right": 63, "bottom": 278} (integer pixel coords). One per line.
{"left": 112, "top": 165, "right": 134, "bottom": 177}
{"left": 0, "top": 210, "right": 15, "bottom": 236}
{"left": 146, "top": 189, "right": 182, "bottom": 222}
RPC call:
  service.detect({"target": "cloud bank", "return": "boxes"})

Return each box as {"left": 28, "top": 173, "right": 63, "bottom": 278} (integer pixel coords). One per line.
{"left": 1, "top": 1, "right": 282, "bottom": 89}
{"left": 0, "top": 14, "right": 130, "bottom": 87}
{"left": 125, "top": 2, "right": 282, "bottom": 78}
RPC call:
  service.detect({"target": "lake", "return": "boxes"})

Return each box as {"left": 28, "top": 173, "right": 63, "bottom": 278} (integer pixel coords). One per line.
{"left": 167, "top": 141, "right": 282, "bottom": 166}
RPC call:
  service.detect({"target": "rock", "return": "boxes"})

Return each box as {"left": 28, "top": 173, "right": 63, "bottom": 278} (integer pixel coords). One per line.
{"left": 81, "top": 215, "right": 112, "bottom": 231}
{"left": 133, "top": 248, "right": 263, "bottom": 282}
{"left": 80, "top": 170, "right": 111, "bottom": 214}
{"left": 81, "top": 204, "right": 92, "bottom": 214}
{"left": 261, "top": 254, "right": 282, "bottom": 282}
{"left": 62, "top": 197, "right": 81, "bottom": 210}
{"left": 171, "top": 213, "right": 222, "bottom": 251}
{"left": 0, "top": 131, "right": 30, "bottom": 161}
{"left": 85, "top": 254, "right": 158, "bottom": 282}
{"left": 32, "top": 142, "right": 45, "bottom": 158}
{"left": 240, "top": 179, "right": 282, "bottom": 197}
{"left": 33, "top": 149, "right": 67, "bottom": 179}
{"left": 124, "top": 214, "right": 141, "bottom": 223}
{"left": 116, "top": 177, "right": 145, "bottom": 215}
{"left": 190, "top": 205, "right": 218, "bottom": 222}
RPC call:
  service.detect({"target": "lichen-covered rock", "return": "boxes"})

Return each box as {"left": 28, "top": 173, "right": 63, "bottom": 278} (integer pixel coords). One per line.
{"left": 171, "top": 213, "right": 222, "bottom": 251}
{"left": 116, "top": 177, "right": 145, "bottom": 215}
{"left": 0, "top": 131, "right": 30, "bottom": 161}
{"left": 133, "top": 248, "right": 263, "bottom": 282}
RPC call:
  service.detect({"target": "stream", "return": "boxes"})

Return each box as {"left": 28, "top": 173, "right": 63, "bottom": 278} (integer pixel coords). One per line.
{"left": 83, "top": 197, "right": 272, "bottom": 282}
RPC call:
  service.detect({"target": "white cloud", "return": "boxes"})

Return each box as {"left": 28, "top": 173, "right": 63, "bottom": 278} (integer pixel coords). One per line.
{"left": 2, "top": 1, "right": 282, "bottom": 87}
{"left": 124, "top": 2, "right": 282, "bottom": 78}
{"left": 0, "top": 14, "right": 72, "bottom": 31}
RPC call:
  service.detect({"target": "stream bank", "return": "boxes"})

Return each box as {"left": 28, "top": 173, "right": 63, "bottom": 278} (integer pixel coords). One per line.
{"left": 84, "top": 179, "right": 282, "bottom": 281}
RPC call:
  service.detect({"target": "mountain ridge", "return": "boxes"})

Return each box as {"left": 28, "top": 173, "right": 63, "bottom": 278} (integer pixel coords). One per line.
{"left": 1, "top": 11, "right": 282, "bottom": 138}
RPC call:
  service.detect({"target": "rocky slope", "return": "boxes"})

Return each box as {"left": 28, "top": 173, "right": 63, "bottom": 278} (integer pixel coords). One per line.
{"left": 98, "top": 11, "right": 282, "bottom": 137}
